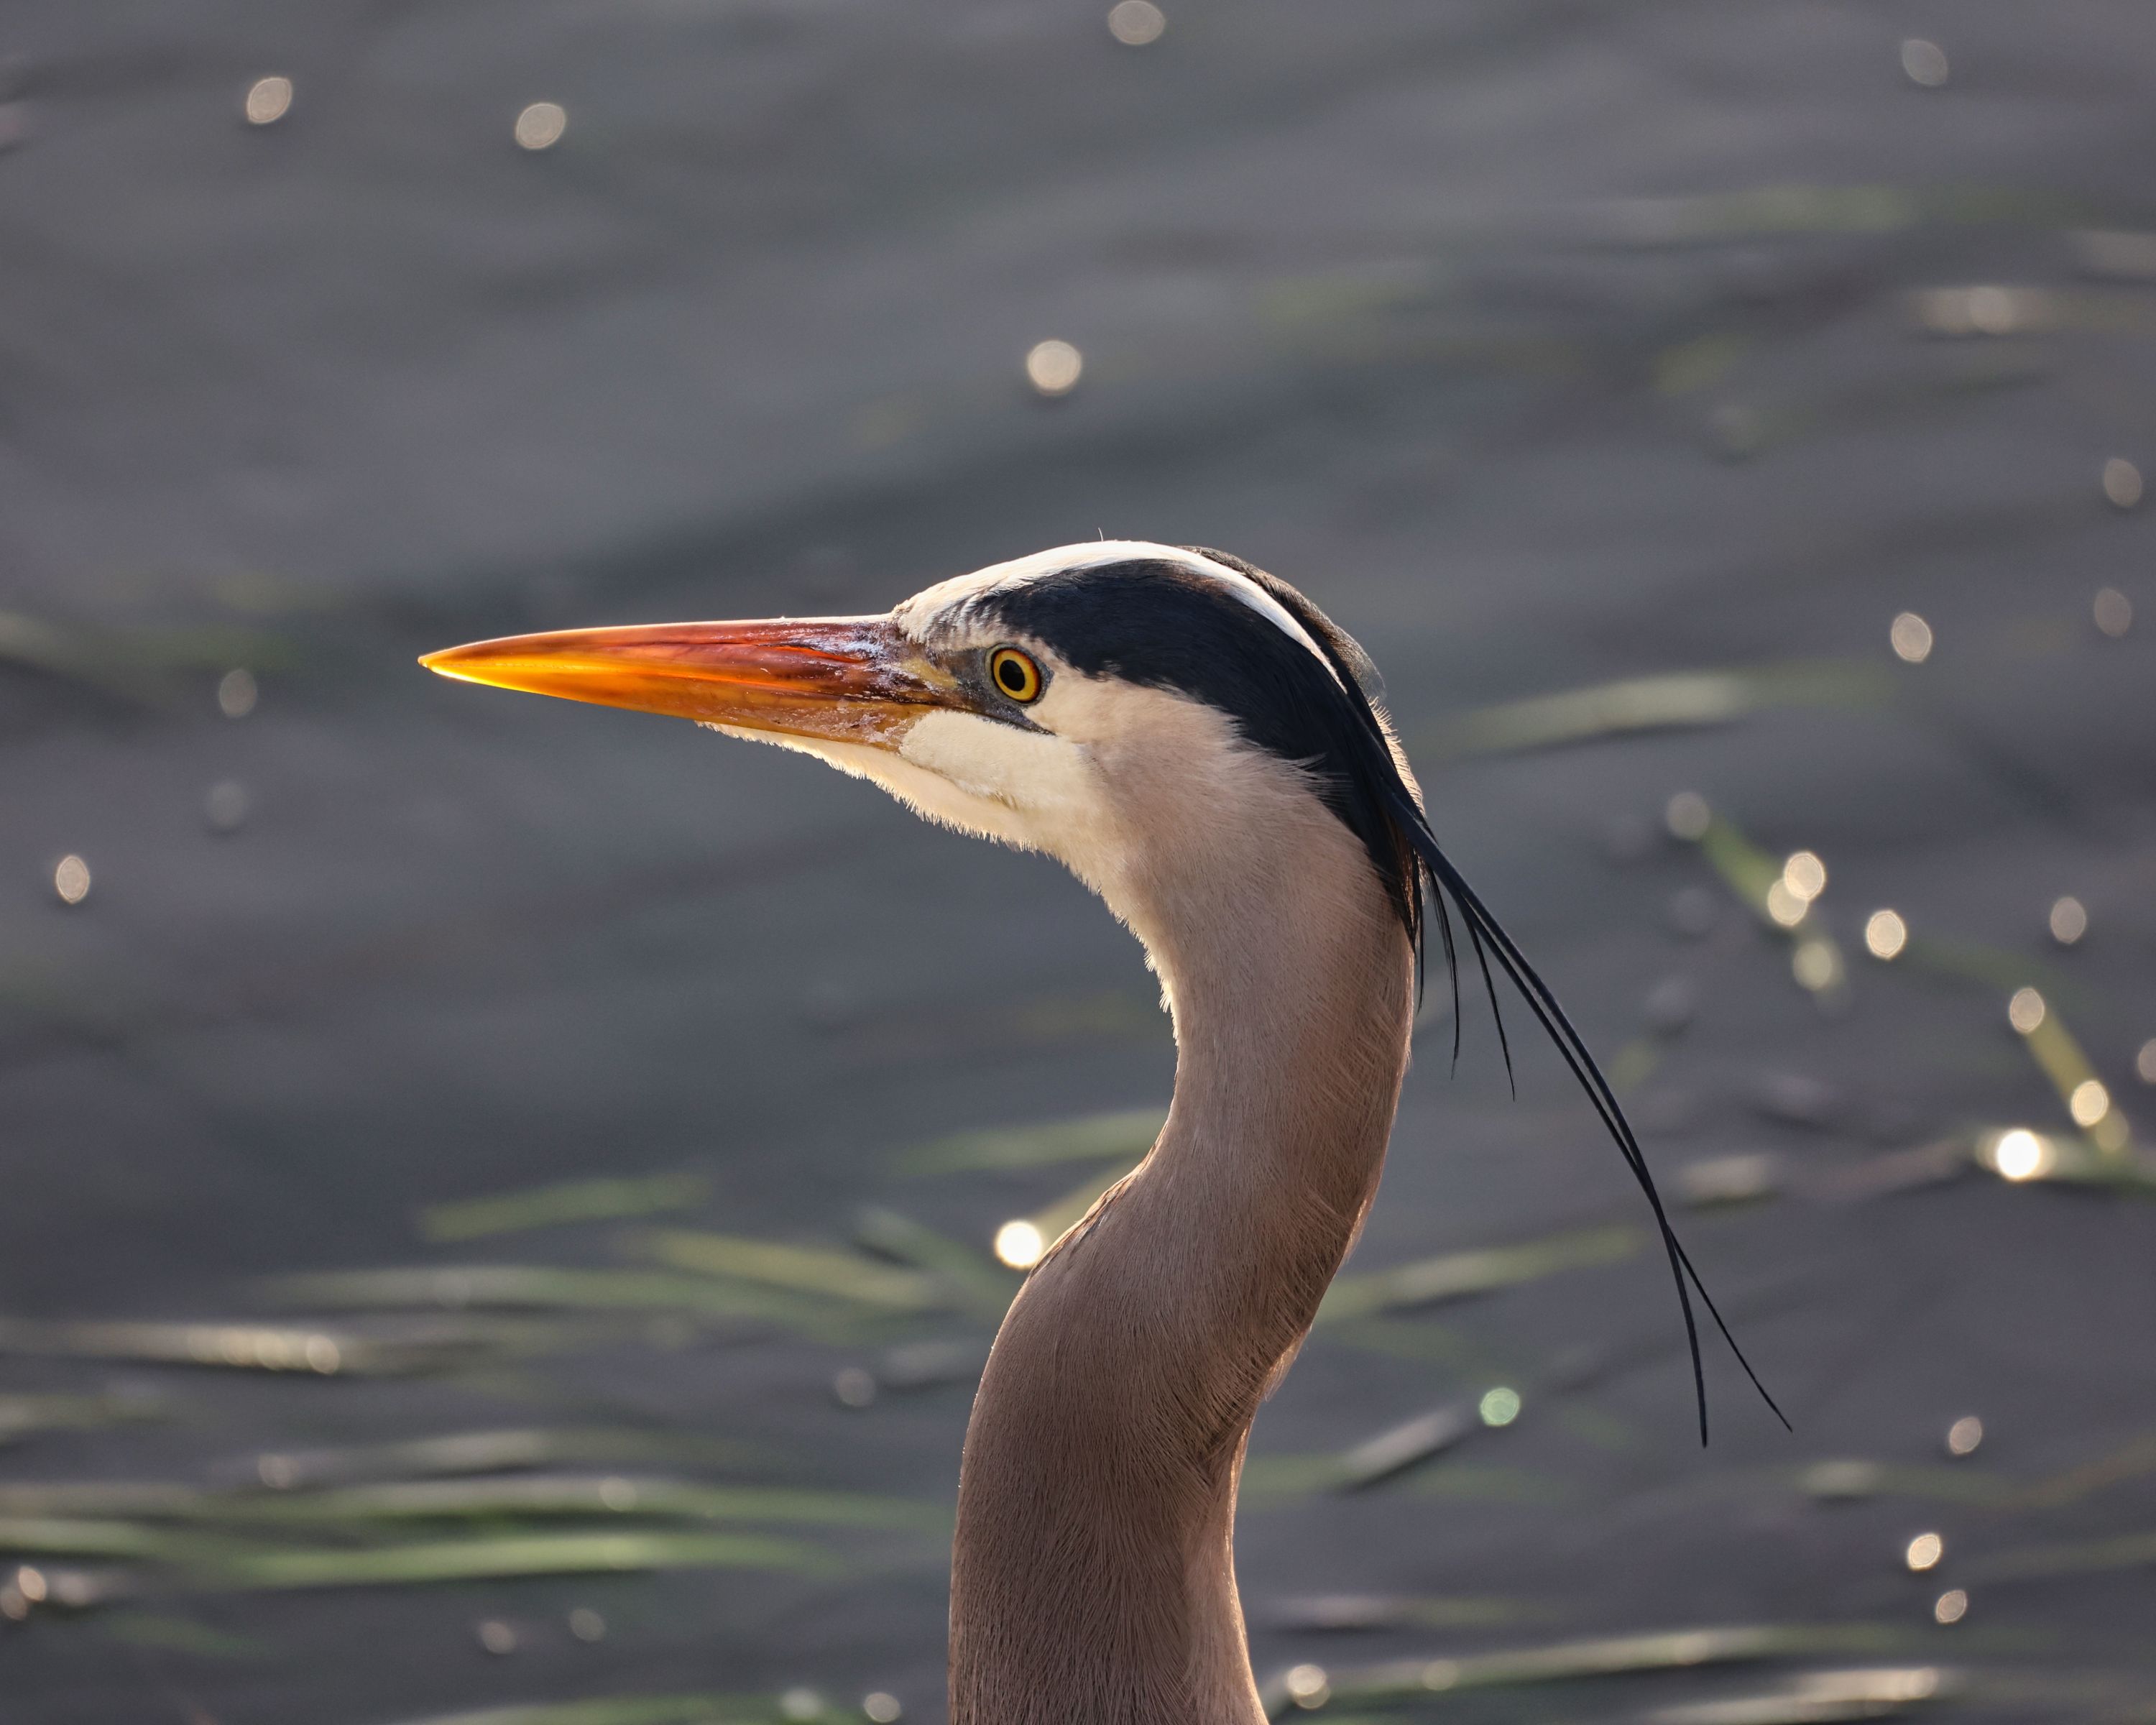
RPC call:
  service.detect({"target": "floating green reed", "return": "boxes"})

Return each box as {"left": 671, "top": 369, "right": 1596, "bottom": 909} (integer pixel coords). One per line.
{"left": 1422, "top": 661, "right": 1889, "bottom": 760}
{"left": 1318, "top": 1225, "right": 1641, "bottom": 1322}
{"left": 896, "top": 1107, "right": 1166, "bottom": 1177}
{"left": 1643, "top": 1666, "right": 1960, "bottom": 1725}
{"left": 1268, "top": 1593, "right": 1544, "bottom": 1632}
{"left": 100, "top": 1611, "right": 269, "bottom": 1660}
{"left": 0, "top": 611, "right": 292, "bottom": 704}
{"left": 227, "top": 1474, "right": 944, "bottom": 1533}
{"left": 635, "top": 1232, "right": 945, "bottom": 1310}
{"left": 851, "top": 1210, "right": 1015, "bottom": 1322}
{"left": 239, "top": 1427, "right": 695, "bottom": 1489}
{"left": 0, "top": 1391, "right": 162, "bottom": 1444}
{"left": 0, "top": 1515, "right": 182, "bottom": 1560}
{"left": 1795, "top": 1460, "right": 2015, "bottom": 1509}
{"left": 1259, "top": 1622, "right": 1920, "bottom": 1716}
{"left": 202, "top": 1530, "right": 834, "bottom": 1591}
{"left": 0, "top": 1483, "right": 210, "bottom": 1519}
{"left": 263, "top": 1266, "right": 875, "bottom": 1343}
{"left": 420, "top": 1173, "right": 707, "bottom": 1243}
{"left": 0, "top": 1317, "right": 392, "bottom": 1375}
{"left": 377, "top": 1697, "right": 765, "bottom": 1725}
{"left": 1963, "top": 1529, "right": 2156, "bottom": 1583}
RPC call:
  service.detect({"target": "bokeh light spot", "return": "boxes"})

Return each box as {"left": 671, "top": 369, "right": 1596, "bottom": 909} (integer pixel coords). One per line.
{"left": 1478, "top": 1386, "right": 1521, "bottom": 1427}
{"left": 1890, "top": 612, "right": 1934, "bottom": 663}
{"left": 1932, "top": 1588, "right": 1968, "bottom": 1625}
{"left": 1993, "top": 1129, "right": 2050, "bottom": 1182}
{"left": 1792, "top": 938, "right": 1842, "bottom": 993}
{"left": 1765, "top": 879, "right": 1809, "bottom": 929}
{"left": 2007, "top": 988, "right": 2046, "bottom": 1035}
{"left": 994, "top": 1220, "right": 1045, "bottom": 1269}
{"left": 52, "top": 855, "right": 91, "bottom": 905}
{"left": 1025, "top": 340, "right": 1084, "bottom": 397}
{"left": 1664, "top": 791, "right": 1710, "bottom": 841}
{"left": 568, "top": 1606, "right": 607, "bottom": 1642}
{"left": 515, "top": 102, "right": 568, "bottom": 151}
{"left": 1905, "top": 1532, "right": 1943, "bottom": 1571}
{"left": 1900, "top": 39, "right": 1949, "bottom": 87}
{"left": 205, "top": 780, "right": 251, "bottom": 834}
{"left": 1782, "top": 850, "right": 1828, "bottom": 903}
{"left": 245, "top": 76, "right": 293, "bottom": 125}
{"left": 2102, "top": 458, "right": 2144, "bottom": 509}
{"left": 1107, "top": 1, "right": 1166, "bottom": 46}
{"left": 1865, "top": 909, "right": 1907, "bottom": 960}
{"left": 218, "top": 668, "right": 258, "bottom": 717}
{"left": 2069, "top": 1079, "right": 2110, "bottom": 1128}
{"left": 1946, "top": 1415, "right": 1984, "bottom": 1457}
{"left": 2048, "top": 896, "right": 2087, "bottom": 945}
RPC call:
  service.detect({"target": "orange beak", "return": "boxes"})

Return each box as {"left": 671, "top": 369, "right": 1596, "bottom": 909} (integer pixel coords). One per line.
{"left": 420, "top": 616, "right": 965, "bottom": 748}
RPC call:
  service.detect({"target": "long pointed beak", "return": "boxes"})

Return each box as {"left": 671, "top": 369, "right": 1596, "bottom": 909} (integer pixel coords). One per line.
{"left": 420, "top": 616, "right": 963, "bottom": 748}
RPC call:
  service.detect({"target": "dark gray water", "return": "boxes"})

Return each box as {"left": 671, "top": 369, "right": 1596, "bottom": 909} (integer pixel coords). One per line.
{"left": 4, "top": 2, "right": 2155, "bottom": 1721}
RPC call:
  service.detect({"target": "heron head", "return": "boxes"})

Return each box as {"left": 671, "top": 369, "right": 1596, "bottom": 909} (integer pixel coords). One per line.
{"left": 422, "top": 541, "right": 1428, "bottom": 934}
{"left": 422, "top": 540, "right": 1780, "bottom": 1436}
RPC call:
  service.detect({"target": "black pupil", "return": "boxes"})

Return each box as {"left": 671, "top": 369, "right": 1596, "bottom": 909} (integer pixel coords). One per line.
{"left": 998, "top": 657, "right": 1028, "bottom": 694}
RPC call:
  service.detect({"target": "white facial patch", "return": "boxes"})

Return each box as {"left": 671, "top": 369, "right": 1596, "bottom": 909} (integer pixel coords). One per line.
{"left": 703, "top": 713, "right": 1122, "bottom": 887}
{"left": 894, "top": 540, "right": 1343, "bottom": 689}
{"left": 896, "top": 708, "right": 1127, "bottom": 891}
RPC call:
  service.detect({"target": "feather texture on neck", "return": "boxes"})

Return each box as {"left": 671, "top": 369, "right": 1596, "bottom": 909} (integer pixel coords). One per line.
{"left": 949, "top": 709, "right": 1415, "bottom": 1725}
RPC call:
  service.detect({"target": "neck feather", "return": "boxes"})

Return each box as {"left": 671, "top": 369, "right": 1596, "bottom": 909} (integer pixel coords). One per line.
{"left": 949, "top": 760, "right": 1414, "bottom": 1725}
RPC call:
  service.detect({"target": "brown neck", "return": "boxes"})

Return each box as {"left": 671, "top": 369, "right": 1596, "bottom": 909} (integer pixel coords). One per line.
{"left": 949, "top": 781, "right": 1415, "bottom": 1725}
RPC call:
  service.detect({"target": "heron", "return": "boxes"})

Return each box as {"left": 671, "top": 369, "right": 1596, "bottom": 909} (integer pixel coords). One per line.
{"left": 423, "top": 541, "right": 1777, "bottom": 1725}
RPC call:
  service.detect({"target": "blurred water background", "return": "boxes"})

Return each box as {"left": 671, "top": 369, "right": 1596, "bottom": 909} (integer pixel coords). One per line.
{"left": 4, "top": 2, "right": 2155, "bottom": 1721}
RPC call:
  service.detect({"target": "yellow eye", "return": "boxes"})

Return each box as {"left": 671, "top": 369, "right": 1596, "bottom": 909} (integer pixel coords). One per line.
{"left": 989, "top": 647, "right": 1043, "bottom": 704}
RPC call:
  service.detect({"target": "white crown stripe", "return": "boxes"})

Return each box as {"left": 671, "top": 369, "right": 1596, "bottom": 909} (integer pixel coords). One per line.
{"left": 897, "top": 542, "right": 1344, "bottom": 687}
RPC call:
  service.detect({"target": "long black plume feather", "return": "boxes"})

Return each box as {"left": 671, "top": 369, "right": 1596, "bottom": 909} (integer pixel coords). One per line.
{"left": 1041, "top": 548, "right": 1786, "bottom": 1443}
{"left": 1386, "top": 786, "right": 1791, "bottom": 1442}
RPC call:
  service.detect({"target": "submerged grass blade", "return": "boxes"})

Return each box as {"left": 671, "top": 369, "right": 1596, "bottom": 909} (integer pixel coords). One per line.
{"left": 1337, "top": 1405, "right": 1478, "bottom": 1490}
{"left": 896, "top": 1107, "right": 1166, "bottom": 1177}
{"left": 0, "top": 1517, "right": 183, "bottom": 1560}
{"left": 1260, "top": 1623, "right": 1920, "bottom": 1716}
{"left": 199, "top": 1530, "right": 835, "bottom": 1591}
{"left": 1794, "top": 1460, "right": 2017, "bottom": 1508}
{"left": 0, "top": 611, "right": 294, "bottom": 704}
{"left": 420, "top": 1174, "right": 707, "bottom": 1243}
{"left": 1644, "top": 1667, "right": 1958, "bottom": 1725}
{"left": 0, "top": 1391, "right": 165, "bottom": 1443}
{"left": 0, "top": 1318, "right": 392, "bottom": 1376}
{"left": 1422, "top": 661, "right": 1890, "bottom": 760}
{"left": 634, "top": 1233, "right": 946, "bottom": 1311}
{"left": 377, "top": 1698, "right": 760, "bottom": 1725}
{"left": 1963, "top": 1527, "right": 2156, "bottom": 1583}
{"left": 262, "top": 1267, "right": 878, "bottom": 1342}
{"left": 0, "top": 1484, "right": 212, "bottom": 1518}
{"left": 100, "top": 1611, "right": 270, "bottom": 1660}
{"left": 231, "top": 1427, "right": 754, "bottom": 1491}
{"left": 1318, "top": 1225, "right": 1641, "bottom": 1322}
{"left": 1266, "top": 1593, "right": 1544, "bottom": 1632}
{"left": 226, "top": 1474, "right": 944, "bottom": 1532}
{"left": 851, "top": 1210, "right": 1015, "bottom": 1322}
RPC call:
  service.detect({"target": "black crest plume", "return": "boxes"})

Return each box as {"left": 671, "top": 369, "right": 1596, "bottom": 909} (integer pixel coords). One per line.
{"left": 1174, "top": 550, "right": 1787, "bottom": 1444}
